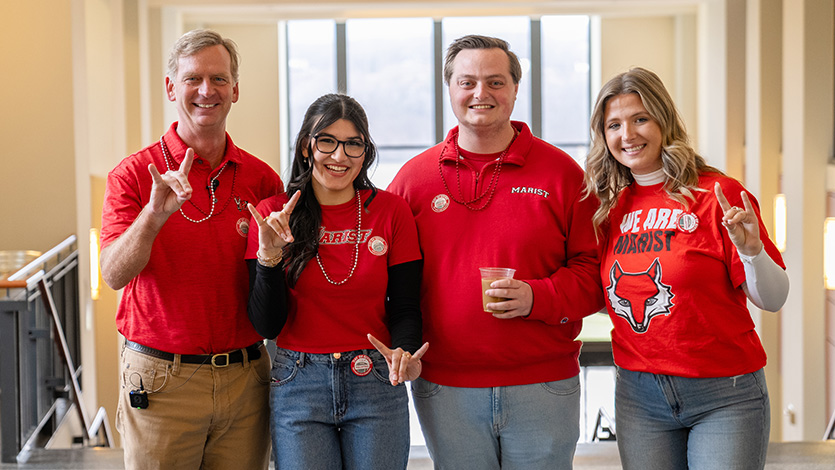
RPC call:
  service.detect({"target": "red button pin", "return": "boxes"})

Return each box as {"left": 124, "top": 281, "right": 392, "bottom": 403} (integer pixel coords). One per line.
{"left": 351, "top": 354, "right": 372, "bottom": 377}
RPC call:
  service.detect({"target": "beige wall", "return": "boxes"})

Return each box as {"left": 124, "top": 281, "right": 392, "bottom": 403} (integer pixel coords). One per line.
{"left": 780, "top": 0, "right": 832, "bottom": 439}
{"left": 601, "top": 16, "right": 677, "bottom": 92}
{"left": 0, "top": 1, "right": 77, "bottom": 252}
{"left": 600, "top": 14, "right": 699, "bottom": 150}
{"left": 76, "top": 0, "right": 128, "bottom": 440}
{"left": 91, "top": 174, "right": 121, "bottom": 446}
{"left": 205, "top": 23, "right": 283, "bottom": 173}
{"left": 0, "top": 0, "right": 126, "bottom": 444}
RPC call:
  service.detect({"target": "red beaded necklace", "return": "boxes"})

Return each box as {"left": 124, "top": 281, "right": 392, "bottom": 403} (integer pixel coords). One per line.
{"left": 437, "top": 128, "right": 518, "bottom": 211}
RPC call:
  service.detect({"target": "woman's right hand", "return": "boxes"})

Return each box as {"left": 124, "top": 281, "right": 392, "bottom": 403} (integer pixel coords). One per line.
{"left": 247, "top": 191, "right": 301, "bottom": 257}
{"left": 367, "top": 334, "right": 429, "bottom": 386}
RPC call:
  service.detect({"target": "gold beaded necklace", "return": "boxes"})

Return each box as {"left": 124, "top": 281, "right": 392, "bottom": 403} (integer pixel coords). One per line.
{"left": 316, "top": 190, "right": 362, "bottom": 285}
{"left": 160, "top": 137, "right": 235, "bottom": 223}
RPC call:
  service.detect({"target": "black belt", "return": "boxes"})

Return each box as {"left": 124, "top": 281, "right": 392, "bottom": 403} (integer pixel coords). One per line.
{"left": 125, "top": 340, "right": 262, "bottom": 367}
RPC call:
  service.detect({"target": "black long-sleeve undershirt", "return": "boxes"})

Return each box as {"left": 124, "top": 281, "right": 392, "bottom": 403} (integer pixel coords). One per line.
{"left": 246, "top": 259, "right": 290, "bottom": 339}
{"left": 247, "top": 259, "right": 423, "bottom": 353}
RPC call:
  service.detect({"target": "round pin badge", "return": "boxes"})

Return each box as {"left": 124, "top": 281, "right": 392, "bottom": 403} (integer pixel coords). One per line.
{"left": 368, "top": 236, "right": 388, "bottom": 256}
{"left": 431, "top": 194, "right": 450, "bottom": 213}
{"left": 677, "top": 213, "right": 699, "bottom": 233}
{"left": 236, "top": 217, "right": 250, "bottom": 237}
{"left": 351, "top": 354, "right": 373, "bottom": 377}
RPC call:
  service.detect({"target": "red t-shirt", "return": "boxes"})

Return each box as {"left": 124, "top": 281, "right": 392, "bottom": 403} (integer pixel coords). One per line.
{"left": 601, "top": 173, "right": 785, "bottom": 377}
{"left": 245, "top": 189, "right": 421, "bottom": 352}
{"left": 101, "top": 123, "right": 283, "bottom": 354}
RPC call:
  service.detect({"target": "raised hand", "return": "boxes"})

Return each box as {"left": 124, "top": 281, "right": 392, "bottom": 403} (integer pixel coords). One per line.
{"left": 367, "top": 334, "right": 429, "bottom": 386}
{"left": 147, "top": 147, "right": 194, "bottom": 217}
{"left": 247, "top": 191, "right": 301, "bottom": 258}
{"left": 714, "top": 182, "right": 762, "bottom": 257}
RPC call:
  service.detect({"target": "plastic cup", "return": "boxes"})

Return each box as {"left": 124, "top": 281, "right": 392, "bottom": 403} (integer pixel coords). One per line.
{"left": 479, "top": 267, "right": 516, "bottom": 313}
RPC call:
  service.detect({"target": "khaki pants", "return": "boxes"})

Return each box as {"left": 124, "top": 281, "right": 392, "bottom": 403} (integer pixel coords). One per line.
{"left": 116, "top": 344, "right": 271, "bottom": 470}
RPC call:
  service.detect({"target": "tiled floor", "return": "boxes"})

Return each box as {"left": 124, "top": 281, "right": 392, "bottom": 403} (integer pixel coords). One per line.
{"left": 0, "top": 447, "right": 433, "bottom": 469}
{"left": 3, "top": 441, "right": 835, "bottom": 469}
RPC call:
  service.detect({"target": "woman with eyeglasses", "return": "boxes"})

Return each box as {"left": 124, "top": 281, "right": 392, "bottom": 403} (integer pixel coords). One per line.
{"left": 245, "top": 93, "right": 428, "bottom": 470}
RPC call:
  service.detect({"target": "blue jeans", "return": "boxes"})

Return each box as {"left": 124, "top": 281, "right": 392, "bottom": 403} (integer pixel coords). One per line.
{"left": 411, "top": 376, "right": 581, "bottom": 470}
{"left": 615, "top": 367, "right": 770, "bottom": 470}
{"left": 268, "top": 347, "right": 410, "bottom": 470}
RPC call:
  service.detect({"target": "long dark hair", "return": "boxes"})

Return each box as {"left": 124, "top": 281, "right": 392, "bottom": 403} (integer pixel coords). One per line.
{"left": 283, "top": 93, "right": 377, "bottom": 286}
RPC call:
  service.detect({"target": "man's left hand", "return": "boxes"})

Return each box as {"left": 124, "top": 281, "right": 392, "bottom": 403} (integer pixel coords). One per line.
{"left": 486, "top": 279, "right": 533, "bottom": 319}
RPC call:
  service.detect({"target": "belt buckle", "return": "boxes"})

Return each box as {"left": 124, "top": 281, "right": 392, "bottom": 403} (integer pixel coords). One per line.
{"left": 211, "top": 353, "right": 230, "bottom": 367}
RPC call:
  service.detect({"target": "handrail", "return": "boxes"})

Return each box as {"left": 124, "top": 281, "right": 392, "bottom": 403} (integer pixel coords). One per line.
{"left": 0, "top": 270, "right": 45, "bottom": 290}
{"left": 0, "top": 237, "right": 95, "bottom": 463}
{"left": 5, "top": 235, "right": 77, "bottom": 282}
{"left": 0, "top": 280, "right": 27, "bottom": 288}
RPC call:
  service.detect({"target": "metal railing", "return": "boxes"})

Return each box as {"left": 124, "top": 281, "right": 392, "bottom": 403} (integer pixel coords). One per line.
{"left": 0, "top": 235, "right": 112, "bottom": 463}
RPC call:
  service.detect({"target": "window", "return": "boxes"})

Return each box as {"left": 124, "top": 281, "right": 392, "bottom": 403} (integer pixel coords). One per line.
{"left": 346, "top": 18, "right": 435, "bottom": 187}
{"left": 285, "top": 15, "right": 590, "bottom": 185}
{"left": 286, "top": 20, "right": 336, "bottom": 137}
{"left": 541, "top": 15, "right": 591, "bottom": 164}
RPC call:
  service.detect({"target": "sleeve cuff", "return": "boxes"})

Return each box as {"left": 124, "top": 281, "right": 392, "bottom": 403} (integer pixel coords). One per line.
{"left": 738, "top": 246, "right": 765, "bottom": 264}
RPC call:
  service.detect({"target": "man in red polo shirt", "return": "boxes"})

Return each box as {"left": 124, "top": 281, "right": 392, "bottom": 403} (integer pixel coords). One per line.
{"left": 100, "top": 29, "right": 282, "bottom": 469}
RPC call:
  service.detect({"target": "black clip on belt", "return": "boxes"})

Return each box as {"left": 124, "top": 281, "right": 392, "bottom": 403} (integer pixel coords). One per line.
{"left": 125, "top": 340, "right": 262, "bottom": 367}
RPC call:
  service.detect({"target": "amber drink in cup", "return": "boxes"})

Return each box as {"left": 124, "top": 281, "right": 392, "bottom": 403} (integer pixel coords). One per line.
{"left": 479, "top": 267, "right": 516, "bottom": 313}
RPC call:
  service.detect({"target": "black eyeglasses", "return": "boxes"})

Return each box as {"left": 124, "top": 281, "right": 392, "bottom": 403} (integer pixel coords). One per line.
{"left": 312, "top": 134, "right": 368, "bottom": 158}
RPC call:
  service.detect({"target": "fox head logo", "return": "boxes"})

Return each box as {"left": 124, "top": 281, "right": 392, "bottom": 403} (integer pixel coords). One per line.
{"left": 606, "top": 258, "right": 674, "bottom": 334}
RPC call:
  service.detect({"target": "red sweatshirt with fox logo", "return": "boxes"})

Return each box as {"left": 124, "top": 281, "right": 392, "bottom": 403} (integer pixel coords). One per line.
{"left": 601, "top": 172, "right": 784, "bottom": 378}
{"left": 389, "top": 122, "right": 604, "bottom": 387}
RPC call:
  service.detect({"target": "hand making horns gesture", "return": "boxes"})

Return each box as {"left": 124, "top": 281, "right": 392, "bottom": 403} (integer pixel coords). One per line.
{"left": 247, "top": 191, "right": 302, "bottom": 258}
{"left": 714, "top": 182, "right": 763, "bottom": 257}
{"left": 147, "top": 147, "right": 194, "bottom": 217}
{"left": 367, "top": 334, "right": 430, "bottom": 386}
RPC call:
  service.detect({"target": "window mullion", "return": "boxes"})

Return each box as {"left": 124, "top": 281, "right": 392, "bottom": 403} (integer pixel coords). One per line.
{"left": 336, "top": 21, "right": 347, "bottom": 94}
{"left": 433, "top": 20, "right": 445, "bottom": 144}
{"left": 530, "top": 18, "right": 542, "bottom": 138}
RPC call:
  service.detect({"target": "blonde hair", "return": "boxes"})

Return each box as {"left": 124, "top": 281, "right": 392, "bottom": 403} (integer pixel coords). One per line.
{"left": 167, "top": 29, "right": 240, "bottom": 82}
{"left": 583, "top": 67, "right": 721, "bottom": 235}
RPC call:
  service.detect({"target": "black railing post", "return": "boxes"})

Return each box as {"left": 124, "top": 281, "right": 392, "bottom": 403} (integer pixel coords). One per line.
{"left": 0, "top": 235, "right": 81, "bottom": 462}
{"left": 0, "top": 300, "right": 25, "bottom": 463}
